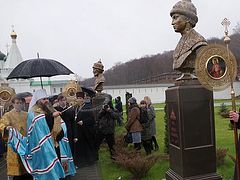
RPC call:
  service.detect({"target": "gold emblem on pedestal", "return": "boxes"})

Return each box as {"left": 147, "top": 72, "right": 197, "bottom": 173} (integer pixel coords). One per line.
{"left": 62, "top": 80, "right": 82, "bottom": 105}
{"left": 0, "top": 84, "right": 16, "bottom": 116}
{"left": 195, "top": 44, "right": 237, "bottom": 91}
{"left": 0, "top": 85, "right": 15, "bottom": 104}
{"left": 0, "top": 90, "right": 11, "bottom": 102}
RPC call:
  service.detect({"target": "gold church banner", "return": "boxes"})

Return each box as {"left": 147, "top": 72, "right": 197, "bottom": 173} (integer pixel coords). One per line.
{"left": 195, "top": 44, "right": 237, "bottom": 91}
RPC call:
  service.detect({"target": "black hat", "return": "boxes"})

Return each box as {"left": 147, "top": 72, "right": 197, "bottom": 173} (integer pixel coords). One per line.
{"left": 128, "top": 97, "right": 137, "bottom": 104}
{"left": 76, "top": 92, "right": 85, "bottom": 98}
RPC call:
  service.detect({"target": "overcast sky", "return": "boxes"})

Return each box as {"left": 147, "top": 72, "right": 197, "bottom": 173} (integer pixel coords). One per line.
{"left": 0, "top": 0, "right": 239, "bottom": 78}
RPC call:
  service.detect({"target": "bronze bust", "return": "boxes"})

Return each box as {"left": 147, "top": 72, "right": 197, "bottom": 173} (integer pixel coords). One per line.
{"left": 170, "top": 0, "right": 207, "bottom": 79}
{"left": 92, "top": 60, "right": 105, "bottom": 94}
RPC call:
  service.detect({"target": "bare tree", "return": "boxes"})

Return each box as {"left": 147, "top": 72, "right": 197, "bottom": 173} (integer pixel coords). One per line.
{"left": 81, "top": 35, "right": 240, "bottom": 86}
{"left": 233, "top": 22, "right": 240, "bottom": 34}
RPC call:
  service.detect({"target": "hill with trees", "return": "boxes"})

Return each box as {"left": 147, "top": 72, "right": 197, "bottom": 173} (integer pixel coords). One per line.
{"left": 81, "top": 33, "right": 240, "bottom": 86}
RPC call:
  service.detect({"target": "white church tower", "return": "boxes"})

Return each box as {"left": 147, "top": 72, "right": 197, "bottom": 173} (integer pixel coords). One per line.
{"left": 0, "top": 28, "right": 31, "bottom": 93}
{"left": 4, "top": 29, "right": 23, "bottom": 71}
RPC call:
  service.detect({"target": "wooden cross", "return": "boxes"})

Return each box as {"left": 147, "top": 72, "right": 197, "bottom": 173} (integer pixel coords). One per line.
{"left": 221, "top": 18, "right": 231, "bottom": 35}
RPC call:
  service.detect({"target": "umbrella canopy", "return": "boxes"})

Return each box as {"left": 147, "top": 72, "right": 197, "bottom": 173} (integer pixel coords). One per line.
{"left": 16, "top": 92, "right": 32, "bottom": 99}
{"left": 7, "top": 58, "right": 73, "bottom": 79}
{"left": 7, "top": 58, "right": 74, "bottom": 88}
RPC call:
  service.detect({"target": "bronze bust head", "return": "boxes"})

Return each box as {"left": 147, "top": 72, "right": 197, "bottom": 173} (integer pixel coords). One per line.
{"left": 92, "top": 60, "right": 105, "bottom": 93}
{"left": 170, "top": 0, "right": 207, "bottom": 77}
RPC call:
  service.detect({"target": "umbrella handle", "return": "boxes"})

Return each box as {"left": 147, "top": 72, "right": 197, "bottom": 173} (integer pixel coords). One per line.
{"left": 40, "top": 77, "right": 43, "bottom": 89}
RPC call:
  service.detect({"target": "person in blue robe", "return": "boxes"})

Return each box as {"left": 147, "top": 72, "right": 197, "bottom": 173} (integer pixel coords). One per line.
{"left": 7, "top": 89, "right": 76, "bottom": 180}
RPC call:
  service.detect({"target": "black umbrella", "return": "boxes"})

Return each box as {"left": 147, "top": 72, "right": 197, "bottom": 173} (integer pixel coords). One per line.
{"left": 7, "top": 58, "right": 74, "bottom": 88}
{"left": 16, "top": 92, "right": 32, "bottom": 99}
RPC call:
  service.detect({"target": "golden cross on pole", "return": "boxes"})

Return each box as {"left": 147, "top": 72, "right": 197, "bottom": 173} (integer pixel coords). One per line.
{"left": 222, "top": 17, "right": 240, "bottom": 180}
{"left": 221, "top": 18, "right": 231, "bottom": 36}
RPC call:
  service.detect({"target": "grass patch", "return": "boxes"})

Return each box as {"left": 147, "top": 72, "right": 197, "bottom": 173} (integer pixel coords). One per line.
{"left": 214, "top": 99, "right": 240, "bottom": 104}
{"left": 98, "top": 103, "right": 237, "bottom": 179}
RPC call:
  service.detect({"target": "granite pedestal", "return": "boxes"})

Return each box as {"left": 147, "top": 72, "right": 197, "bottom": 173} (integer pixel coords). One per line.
{"left": 165, "top": 80, "right": 221, "bottom": 180}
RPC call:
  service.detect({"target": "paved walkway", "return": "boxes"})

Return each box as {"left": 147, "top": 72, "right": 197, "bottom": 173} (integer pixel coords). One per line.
{"left": 0, "top": 157, "right": 101, "bottom": 180}
{"left": 73, "top": 163, "right": 101, "bottom": 180}
{"left": 0, "top": 157, "right": 7, "bottom": 180}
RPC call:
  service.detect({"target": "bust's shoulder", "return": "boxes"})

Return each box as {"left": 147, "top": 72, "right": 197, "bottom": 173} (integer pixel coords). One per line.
{"left": 182, "top": 29, "right": 206, "bottom": 47}
{"left": 174, "top": 29, "right": 207, "bottom": 57}
{"left": 97, "top": 73, "right": 105, "bottom": 82}
{"left": 190, "top": 29, "right": 207, "bottom": 46}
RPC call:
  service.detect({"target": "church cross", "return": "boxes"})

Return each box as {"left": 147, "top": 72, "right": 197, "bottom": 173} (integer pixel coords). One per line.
{"left": 221, "top": 18, "right": 231, "bottom": 36}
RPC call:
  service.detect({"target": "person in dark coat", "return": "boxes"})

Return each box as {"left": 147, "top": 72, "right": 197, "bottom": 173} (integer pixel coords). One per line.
{"left": 115, "top": 96, "right": 123, "bottom": 126}
{"left": 140, "top": 100, "right": 152, "bottom": 155}
{"left": 55, "top": 95, "right": 75, "bottom": 155}
{"left": 0, "top": 133, "right": 4, "bottom": 157}
{"left": 144, "top": 96, "right": 159, "bottom": 151}
{"left": 84, "top": 92, "right": 92, "bottom": 109}
{"left": 96, "top": 102, "right": 116, "bottom": 159}
{"left": 73, "top": 92, "right": 98, "bottom": 167}
{"left": 229, "top": 111, "right": 240, "bottom": 180}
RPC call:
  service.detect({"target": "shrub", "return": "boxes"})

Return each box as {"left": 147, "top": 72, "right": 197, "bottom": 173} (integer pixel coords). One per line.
{"left": 113, "top": 135, "right": 159, "bottom": 180}
{"left": 219, "top": 103, "right": 229, "bottom": 118}
{"left": 216, "top": 147, "right": 228, "bottom": 166}
{"left": 219, "top": 103, "right": 228, "bottom": 114}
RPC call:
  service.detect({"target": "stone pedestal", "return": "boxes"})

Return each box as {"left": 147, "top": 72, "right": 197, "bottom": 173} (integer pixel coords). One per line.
{"left": 92, "top": 94, "right": 106, "bottom": 121}
{"left": 165, "top": 80, "right": 222, "bottom": 180}
{"left": 92, "top": 94, "right": 106, "bottom": 108}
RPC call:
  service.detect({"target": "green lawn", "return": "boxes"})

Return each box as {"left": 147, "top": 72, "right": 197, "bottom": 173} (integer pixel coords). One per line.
{"left": 215, "top": 106, "right": 235, "bottom": 179}
{"left": 98, "top": 105, "right": 237, "bottom": 180}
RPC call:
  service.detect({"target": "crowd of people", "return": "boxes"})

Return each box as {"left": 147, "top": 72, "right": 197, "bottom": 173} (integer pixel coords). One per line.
{"left": 0, "top": 89, "right": 159, "bottom": 179}
{"left": 125, "top": 96, "right": 159, "bottom": 155}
